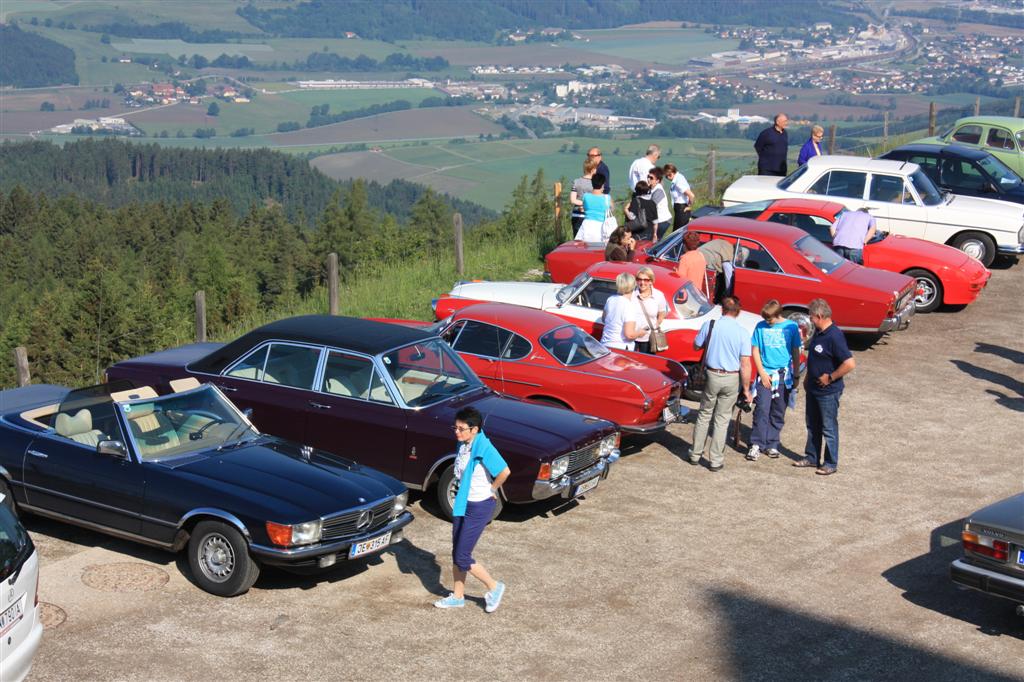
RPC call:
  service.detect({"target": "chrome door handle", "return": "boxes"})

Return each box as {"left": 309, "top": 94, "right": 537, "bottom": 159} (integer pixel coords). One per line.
{"left": 27, "top": 450, "right": 48, "bottom": 459}
{"left": 308, "top": 401, "right": 332, "bottom": 409}
{"left": 217, "top": 385, "right": 238, "bottom": 393}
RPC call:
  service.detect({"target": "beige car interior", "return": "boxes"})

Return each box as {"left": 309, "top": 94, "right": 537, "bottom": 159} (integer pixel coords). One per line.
{"left": 323, "top": 364, "right": 393, "bottom": 403}
{"left": 54, "top": 409, "right": 104, "bottom": 446}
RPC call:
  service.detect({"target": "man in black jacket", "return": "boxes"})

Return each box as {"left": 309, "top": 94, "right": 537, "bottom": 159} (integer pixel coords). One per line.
{"left": 754, "top": 113, "right": 789, "bottom": 176}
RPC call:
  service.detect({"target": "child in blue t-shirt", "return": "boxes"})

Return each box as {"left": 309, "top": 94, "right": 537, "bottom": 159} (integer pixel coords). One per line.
{"left": 747, "top": 300, "right": 803, "bottom": 461}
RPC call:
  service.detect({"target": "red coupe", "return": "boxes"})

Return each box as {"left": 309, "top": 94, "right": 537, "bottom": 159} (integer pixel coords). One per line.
{"left": 387, "top": 304, "right": 689, "bottom": 434}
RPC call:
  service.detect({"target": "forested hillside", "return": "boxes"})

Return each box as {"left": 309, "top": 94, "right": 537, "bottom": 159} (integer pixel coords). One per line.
{"left": 0, "top": 140, "right": 494, "bottom": 226}
{"left": 0, "top": 24, "right": 78, "bottom": 87}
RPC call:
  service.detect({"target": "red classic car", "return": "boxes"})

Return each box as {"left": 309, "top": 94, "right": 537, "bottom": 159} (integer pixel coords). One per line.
{"left": 433, "top": 262, "right": 762, "bottom": 389}
{"left": 702, "top": 199, "right": 992, "bottom": 313}
{"left": 545, "top": 217, "right": 918, "bottom": 334}
{"left": 387, "top": 304, "right": 689, "bottom": 435}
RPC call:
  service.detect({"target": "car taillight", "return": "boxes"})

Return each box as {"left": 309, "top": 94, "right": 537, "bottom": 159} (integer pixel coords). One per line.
{"left": 538, "top": 462, "right": 551, "bottom": 481}
{"left": 962, "top": 531, "right": 1009, "bottom": 561}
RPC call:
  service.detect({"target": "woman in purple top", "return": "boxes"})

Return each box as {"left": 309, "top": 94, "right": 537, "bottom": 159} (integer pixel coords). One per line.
{"left": 797, "top": 125, "right": 824, "bottom": 166}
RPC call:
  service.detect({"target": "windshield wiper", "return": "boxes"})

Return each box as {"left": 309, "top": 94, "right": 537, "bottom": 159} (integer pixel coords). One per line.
{"left": 216, "top": 420, "right": 254, "bottom": 451}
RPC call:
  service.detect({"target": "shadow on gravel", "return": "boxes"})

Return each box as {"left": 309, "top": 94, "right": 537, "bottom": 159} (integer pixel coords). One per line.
{"left": 21, "top": 514, "right": 174, "bottom": 566}
{"left": 389, "top": 538, "right": 445, "bottom": 597}
{"left": 712, "top": 588, "right": 1019, "bottom": 681}
{"left": 882, "top": 519, "right": 1024, "bottom": 642}
{"left": 975, "top": 342, "right": 1024, "bottom": 365}
{"left": 950, "top": 359, "right": 1024, "bottom": 412}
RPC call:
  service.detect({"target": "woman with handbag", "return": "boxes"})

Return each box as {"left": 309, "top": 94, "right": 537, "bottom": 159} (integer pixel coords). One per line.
{"left": 574, "top": 173, "right": 614, "bottom": 242}
{"left": 632, "top": 266, "right": 668, "bottom": 354}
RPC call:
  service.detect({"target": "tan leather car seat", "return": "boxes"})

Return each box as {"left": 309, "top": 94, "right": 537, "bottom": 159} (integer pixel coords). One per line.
{"left": 125, "top": 403, "right": 180, "bottom": 455}
{"left": 54, "top": 409, "right": 104, "bottom": 447}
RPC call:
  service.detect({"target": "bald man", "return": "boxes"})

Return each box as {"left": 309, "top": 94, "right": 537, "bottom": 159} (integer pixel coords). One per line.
{"left": 754, "top": 113, "right": 789, "bottom": 177}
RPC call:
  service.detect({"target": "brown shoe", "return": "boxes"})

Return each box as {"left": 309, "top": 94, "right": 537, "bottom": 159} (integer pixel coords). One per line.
{"left": 815, "top": 465, "right": 837, "bottom": 476}
{"left": 793, "top": 457, "right": 817, "bottom": 468}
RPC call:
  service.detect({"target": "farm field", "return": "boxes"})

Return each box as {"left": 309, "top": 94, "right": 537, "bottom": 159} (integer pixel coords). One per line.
{"left": 2, "top": 0, "right": 261, "bottom": 31}
{"left": 18, "top": 25, "right": 168, "bottom": 85}
{"left": 264, "top": 106, "right": 505, "bottom": 146}
{"left": 575, "top": 27, "right": 740, "bottom": 67}
{"left": 0, "top": 85, "right": 134, "bottom": 134}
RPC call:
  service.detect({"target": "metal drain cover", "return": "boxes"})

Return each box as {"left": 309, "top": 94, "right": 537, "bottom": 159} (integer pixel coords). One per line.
{"left": 81, "top": 563, "right": 169, "bottom": 592}
{"left": 39, "top": 603, "right": 67, "bottom": 629}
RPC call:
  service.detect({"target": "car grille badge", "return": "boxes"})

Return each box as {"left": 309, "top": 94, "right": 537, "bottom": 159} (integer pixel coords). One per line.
{"left": 300, "top": 445, "right": 313, "bottom": 461}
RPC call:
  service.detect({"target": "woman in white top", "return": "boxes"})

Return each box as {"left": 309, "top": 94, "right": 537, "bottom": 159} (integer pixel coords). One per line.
{"left": 600, "top": 272, "right": 647, "bottom": 350}
{"left": 631, "top": 266, "right": 668, "bottom": 354}
{"left": 647, "top": 166, "right": 673, "bottom": 242}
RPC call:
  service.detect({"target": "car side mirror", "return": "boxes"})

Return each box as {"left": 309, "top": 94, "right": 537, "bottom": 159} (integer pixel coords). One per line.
{"left": 97, "top": 440, "right": 128, "bottom": 459}
{"left": 242, "top": 407, "right": 253, "bottom": 420}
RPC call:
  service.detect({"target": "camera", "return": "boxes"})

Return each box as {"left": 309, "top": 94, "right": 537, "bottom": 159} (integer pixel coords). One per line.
{"left": 735, "top": 395, "right": 753, "bottom": 413}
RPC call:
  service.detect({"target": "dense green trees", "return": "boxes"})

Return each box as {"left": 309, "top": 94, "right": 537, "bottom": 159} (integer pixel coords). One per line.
{"left": 0, "top": 25, "right": 78, "bottom": 87}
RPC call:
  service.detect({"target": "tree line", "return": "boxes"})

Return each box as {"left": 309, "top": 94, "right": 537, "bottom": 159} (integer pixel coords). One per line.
{"left": 0, "top": 25, "right": 78, "bottom": 87}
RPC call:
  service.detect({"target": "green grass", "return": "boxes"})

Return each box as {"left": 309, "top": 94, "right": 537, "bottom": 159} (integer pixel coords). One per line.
{"left": 110, "top": 38, "right": 275, "bottom": 60}
{"left": 21, "top": 25, "right": 167, "bottom": 85}
{"left": 576, "top": 28, "right": 739, "bottom": 67}
{"left": 3, "top": 1, "right": 260, "bottom": 32}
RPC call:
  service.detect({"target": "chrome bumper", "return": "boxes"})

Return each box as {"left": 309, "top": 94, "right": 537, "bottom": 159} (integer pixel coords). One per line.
{"left": 997, "top": 243, "right": 1024, "bottom": 255}
{"left": 620, "top": 400, "right": 691, "bottom": 434}
{"left": 249, "top": 511, "right": 414, "bottom": 565}
{"left": 878, "top": 297, "right": 916, "bottom": 333}
{"left": 950, "top": 558, "right": 1024, "bottom": 603}
{"left": 531, "top": 453, "right": 618, "bottom": 500}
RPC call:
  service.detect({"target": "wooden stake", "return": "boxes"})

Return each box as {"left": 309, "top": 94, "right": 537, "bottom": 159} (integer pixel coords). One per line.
{"left": 194, "top": 291, "right": 206, "bottom": 343}
{"left": 883, "top": 111, "right": 889, "bottom": 149}
{"left": 552, "top": 181, "right": 562, "bottom": 242}
{"left": 828, "top": 124, "right": 837, "bottom": 155}
{"left": 1014, "top": 96, "right": 1020, "bottom": 118}
{"left": 327, "top": 253, "right": 339, "bottom": 316}
{"left": 928, "top": 102, "right": 937, "bottom": 136}
{"left": 453, "top": 212, "right": 464, "bottom": 277}
{"left": 707, "top": 149, "right": 717, "bottom": 200}
{"left": 974, "top": 96, "right": 980, "bottom": 117}
{"left": 13, "top": 346, "right": 30, "bottom": 387}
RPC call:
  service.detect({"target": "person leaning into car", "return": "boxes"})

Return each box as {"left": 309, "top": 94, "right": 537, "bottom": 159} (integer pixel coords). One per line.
{"left": 435, "top": 406, "right": 511, "bottom": 612}
{"left": 830, "top": 208, "right": 876, "bottom": 265}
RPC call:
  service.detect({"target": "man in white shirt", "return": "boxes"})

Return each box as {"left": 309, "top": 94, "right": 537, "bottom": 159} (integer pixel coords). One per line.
{"left": 628, "top": 144, "right": 660, "bottom": 197}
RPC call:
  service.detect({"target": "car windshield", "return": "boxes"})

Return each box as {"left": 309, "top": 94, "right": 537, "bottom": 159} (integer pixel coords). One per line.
{"left": 909, "top": 168, "right": 943, "bottom": 205}
{"left": 778, "top": 164, "right": 809, "bottom": 190}
{"left": 540, "top": 325, "right": 609, "bottom": 366}
{"left": 0, "top": 502, "right": 31, "bottom": 583}
{"left": 120, "top": 385, "right": 258, "bottom": 462}
{"left": 977, "top": 154, "right": 1022, "bottom": 188}
{"left": 381, "top": 338, "right": 482, "bottom": 408}
{"left": 793, "top": 234, "right": 846, "bottom": 274}
{"left": 556, "top": 271, "right": 589, "bottom": 305}
{"left": 720, "top": 200, "right": 773, "bottom": 218}
{"left": 673, "top": 280, "right": 715, "bottom": 319}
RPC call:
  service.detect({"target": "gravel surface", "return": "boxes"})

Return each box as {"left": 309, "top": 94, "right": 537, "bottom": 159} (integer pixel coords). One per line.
{"left": 25, "top": 259, "right": 1023, "bottom": 681}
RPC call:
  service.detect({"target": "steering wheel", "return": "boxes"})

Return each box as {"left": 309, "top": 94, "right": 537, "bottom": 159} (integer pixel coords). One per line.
{"left": 189, "top": 417, "right": 226, "bottom": 441}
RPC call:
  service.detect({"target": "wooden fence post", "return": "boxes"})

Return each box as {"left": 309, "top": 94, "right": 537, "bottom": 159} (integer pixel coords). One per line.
{"left": 552, "top": 181, "right": 562, "bottom": 242}
{"left": 974, "top": 96, "right": 980, "bottom": 117}
{"left": 928, "top": 102, "right": 937, "bottom": 136}
{"left": 453, "top": 212, "right": 464, "bottom": 277}
{"left": 327, "top": 252, "right": 339, "bottom": 316}
{"left": 194, "top": 291, "right": 206, "bottom": 343}
{"left": 883, "top": 111, "right": 889, "bottom": 149}
{"left": 828, "top": 124, "right": 837, "bottom": 155}
{"left": 1015, "top": 96, "right": 1021, "bottom": 118}
{"left": 707, "top": 149, "right": 716, "bottom": 200}
{"left": 13, "top": 346, "right": 30, "bottom": 387}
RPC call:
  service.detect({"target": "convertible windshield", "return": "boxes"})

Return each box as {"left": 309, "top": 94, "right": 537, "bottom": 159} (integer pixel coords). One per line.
{"left": 778, "top": 164, "right": 809, "bottom": 190}
{"left": 977, "top": 155, "right": 1022, "bottom": 188}
{"left": 120, "top": 385, "right": 258, "bottom": 461}
{"left": 720, "top": 200, "right": 773, "bottom": 218}
{"left": 909, "top": 169, "right": 943, "bottom": 206}
{"left": 557, "top": 271, "right": 589, "bottom": 305}
{"left": 794, "top": 235, "right": 846, "bottom": 274}
{"left": 381, "top": 338, "right": 482, "bottom": 408}
{"left": 673, "top": 280, "right": 715, "bottom": 319}
{"left": 540, "top": 325, "right": 610, "bottom": 366}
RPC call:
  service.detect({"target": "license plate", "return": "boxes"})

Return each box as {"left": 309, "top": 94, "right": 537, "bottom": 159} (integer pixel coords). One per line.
{"left": 0, "top": 595, "right": 24, "bottom": 638}
{"left": 1018, "top": 550, "right": 1024, "bottom": 567}
{"left": 574, "top": 477, "right": 600, "bottom": 497}
{"left": 662, "top": 406, "right": 676, "bottom": 423}
{"left": 349, "top": 531, "right": 392, "bottom": 559}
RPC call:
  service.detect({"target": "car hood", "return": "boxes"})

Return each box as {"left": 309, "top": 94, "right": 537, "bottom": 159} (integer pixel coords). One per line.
{"left": 832, "top": 262, "right": 913, "bottom": 296}
{"left": 876, "top": 234, "right": 972, "bottom": 267}
{"left": 723, "top": 175, "right": 785, "bottom": 204}
{"left": 450, "top": 281, "right": 563, "bottom": 309}
{"left": 939, "top": 193, "right": 1024, "bottom": 223}
{"left": 172, "top": 440, "right": 402, "bottom": 520}
{"left": 468, "top": 393, "right": 616, "bottom": 456}
{"left": 966, "top": 493, "right": 1024, "bottom": 537}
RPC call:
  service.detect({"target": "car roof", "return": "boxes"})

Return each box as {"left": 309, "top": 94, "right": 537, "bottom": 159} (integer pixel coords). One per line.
{"left": 456, "top": 303, "right": 567, "bottom": 338}
{"left": 688, "top": 215, "right": 807, "bottom": 244}
{"left": 767, "top": 198, "right": 846, "bottom": 216}
{"left": 952, "top": 116, "right": 1024, "bottom": 130}
{"left": 882, "top": 143, "right": 990, "bottom": 161}
{"left": 805, "top": 154, "right": 914, "bottom": 173}
{"left": 193, "top": 315, "right": 434, "bottom": 373}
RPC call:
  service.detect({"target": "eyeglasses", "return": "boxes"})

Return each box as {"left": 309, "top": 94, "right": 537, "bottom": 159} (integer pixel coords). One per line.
{"left": 636, "top": 278, "right": 652, "bottom": 282}
{"left": 453, "top": 425, "right": 472, "bottom": 433}
{"left": 588, "top": 152, "right": 602, "bottom": 157}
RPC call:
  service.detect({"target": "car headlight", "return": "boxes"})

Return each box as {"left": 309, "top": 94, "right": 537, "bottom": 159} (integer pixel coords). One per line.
{"left": 599, "top": 433, "right": 620, "bottom": 457}
{"left": 265, "top": 519, "right": 322, "bottom": 547}
{"left": 550, "top": 455, "right": 569, "bottom": 479}
{"left": 392, "top": 491, "right": 408, "bottom": 518}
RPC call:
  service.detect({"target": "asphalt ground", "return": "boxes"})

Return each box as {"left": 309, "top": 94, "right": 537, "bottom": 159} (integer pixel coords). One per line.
{"left": 23, "top": 258, "right": 1024, "bottom": 681}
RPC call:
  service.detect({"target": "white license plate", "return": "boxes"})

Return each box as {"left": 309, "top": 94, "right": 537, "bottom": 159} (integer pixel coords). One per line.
{"left": 0, "top": 595, "right": 24, "bottom": 638}
{"left": 662, "top": 406, "right": 677, "bottom": 423}
{"left": 574, "top": 477, "right": 600, "bottom": 497}
{"left": 349, "top": 531, "right": 392, "bottom": 559}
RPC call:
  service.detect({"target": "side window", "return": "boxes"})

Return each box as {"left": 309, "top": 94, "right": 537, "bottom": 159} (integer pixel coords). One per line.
{"left": 502, "top": 334, "right": 532, "bottom": 360}
{"left": 824, "top": 171, "right": 867, "bottom": 199}
{"left": 579, "top": 279, "right": 619, "bottom": 309}
{"left": 440, "top": 320, "right": 464, "bottom": 345}
{"left": 952, "top": 125, "right": 982, "bottom": 145}
{"left": 367, "top": 369, "right": 394, "bottom": 405}
{"left": 869, "top": 175, "right": 905, "bottom": 203}
{"left": 322, "top": 351, "right": 374, "bottom": 399}
{"left": 908, "top": 155, "right": 940, "bottom": 185}
{"left": 734, "top": 238, "right": 781, "bottom": 273}
{"left": 986, "top": 128, "right": 1016, "bottom": 151}
{"left": 450, "top": 320, "right": 508, "bottom": 358}
{"left": 263, "top": 343, "right": 321, "bottom": 389}
{"left": 941, "top": 159, "right": 986, "bottom": 191}
{"left": 226, "top": 345, "right": 268, "bottom": 381}
{"left": 54, "top": 402, "right": 124, "bottom": 447}
{"left": 807, "top": 172, "right": 832, "bottom": 195}
{"left": 771, "top": 212, "right": 832, "bottom": 242}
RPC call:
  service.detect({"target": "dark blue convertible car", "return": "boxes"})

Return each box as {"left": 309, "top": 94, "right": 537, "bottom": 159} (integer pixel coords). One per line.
{"left": 0, "top": 378, "right": 413, "bottom": 597}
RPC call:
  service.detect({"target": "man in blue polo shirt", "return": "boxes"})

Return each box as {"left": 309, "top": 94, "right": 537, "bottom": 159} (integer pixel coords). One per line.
{"left": 794, "top": 298, "right": 855, "bottom": 476}
{"left": 688, "top": 296, "right": 752, "bottom": 472}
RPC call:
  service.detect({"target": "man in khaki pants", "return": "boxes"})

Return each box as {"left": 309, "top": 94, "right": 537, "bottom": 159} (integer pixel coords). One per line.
{"left": 688, "top": 297, "right": 752, "bottom": 471}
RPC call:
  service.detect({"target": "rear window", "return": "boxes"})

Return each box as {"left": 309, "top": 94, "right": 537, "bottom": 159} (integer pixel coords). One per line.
{"left": 0, "top": 503, "right": 31, "bottom": 583}
{"left": 793, "top": 235, "right": 846, "bottom": 274}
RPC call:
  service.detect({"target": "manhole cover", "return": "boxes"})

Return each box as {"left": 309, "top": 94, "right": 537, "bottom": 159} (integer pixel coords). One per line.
{"left": 39, "top": 603, "right": 66, "bottom": 629}
{"left": 81, "top": 563, "right": 169, "bottom": 592}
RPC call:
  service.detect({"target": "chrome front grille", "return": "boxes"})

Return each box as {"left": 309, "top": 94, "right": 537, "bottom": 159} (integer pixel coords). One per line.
{"left": 567, "top": 442, "right": 601, "bottom": 474}
{"left": 321, "top": 498, "right": 393, "bottom": 541}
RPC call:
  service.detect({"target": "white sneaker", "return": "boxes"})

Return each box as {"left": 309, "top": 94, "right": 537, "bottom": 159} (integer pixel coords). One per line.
{"left": 745, "top": 444, "right": 761, "bottom": 461}
{"left": 766, "top": 448, "right": 781, "bottom": 459}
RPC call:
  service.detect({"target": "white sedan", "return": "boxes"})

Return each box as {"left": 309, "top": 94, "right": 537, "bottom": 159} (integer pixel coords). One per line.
{"left": 723, "top": 155, "right": 1024, "bottom": 266}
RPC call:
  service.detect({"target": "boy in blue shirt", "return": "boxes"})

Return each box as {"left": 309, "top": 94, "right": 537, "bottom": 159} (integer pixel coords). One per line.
{"left": 748, "top": 300, "right": 803, "bottom": 461}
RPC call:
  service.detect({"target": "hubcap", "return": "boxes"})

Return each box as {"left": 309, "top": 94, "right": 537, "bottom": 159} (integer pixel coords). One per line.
{"left": 446, "top": 477, "right": 458, "bottom": 509}
{"left": 960, "top": 239, "right": 985, "bottom": 261}
{"left": 914, "top": 277, "right": 937, "bottom": 307}
{"left": 199, "top": 533, "right": 235, "bottom": 583}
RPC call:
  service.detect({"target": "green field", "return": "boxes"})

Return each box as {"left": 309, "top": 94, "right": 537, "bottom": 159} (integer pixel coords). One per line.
{"left": 20, "top": 25, "right": 169, "bottom": 85}
{"left": 576, "top": 28, "right": 740, "bottom": 67}
{"left": 2, "top": 0, "right": 262, "bottom": 32}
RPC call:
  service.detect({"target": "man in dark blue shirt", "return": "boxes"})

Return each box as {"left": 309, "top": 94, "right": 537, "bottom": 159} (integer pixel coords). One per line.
{"left": 754, "top": 113, "right": 790, "bottom": 176}
{"left": 587, "top": 147, "right": 611, "bottom": 195}
{"left": 793, "top": 298, "right": 855, "bottom": 475}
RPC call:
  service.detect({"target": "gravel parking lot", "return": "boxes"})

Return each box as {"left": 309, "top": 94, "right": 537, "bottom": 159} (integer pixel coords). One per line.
{"left": 24, "top": 260, "right": 1023, "bottom": 681}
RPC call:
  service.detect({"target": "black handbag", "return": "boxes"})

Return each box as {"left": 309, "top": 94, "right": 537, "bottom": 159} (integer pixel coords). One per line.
{"left": 689, "top": 320, "right": 715, "bottom": 393}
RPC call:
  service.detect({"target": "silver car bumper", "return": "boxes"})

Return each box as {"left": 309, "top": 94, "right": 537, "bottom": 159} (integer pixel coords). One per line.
{"left": 997, "top": 243, "right": 1024, "bottom": 255}
{"left": 878, "top": 297, "right": 916, "bottom": 333}
{"left": 531, "top": 453, "right": 618, "bottom": 500}
{"left": 951, "top": 558, "right": 1024, "bottom": 603}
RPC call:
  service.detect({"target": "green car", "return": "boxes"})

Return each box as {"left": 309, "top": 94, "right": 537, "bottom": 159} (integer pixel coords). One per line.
{"left": 916, "top": 116, "right": 1024, "bottom": 176}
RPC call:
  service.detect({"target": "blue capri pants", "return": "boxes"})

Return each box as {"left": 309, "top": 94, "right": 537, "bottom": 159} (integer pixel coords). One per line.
{"left": 452, "top": 498, "right": 496, "bottom": 571}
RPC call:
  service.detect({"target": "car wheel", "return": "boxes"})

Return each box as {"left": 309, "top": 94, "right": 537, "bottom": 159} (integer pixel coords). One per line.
{"left": 436, "top": 463, "right": 503, "bottom": 522}
{"left": 952, "top": 232, "right": 996, "bottom": 267}
{"left": 0, "top": 479, "right": 17, "bottom": 518}
{"left": 904, "top": 268, "right": 943, "bottom": 313}
{"left": 187, "top": 520, "right": 260, "bottom": 597}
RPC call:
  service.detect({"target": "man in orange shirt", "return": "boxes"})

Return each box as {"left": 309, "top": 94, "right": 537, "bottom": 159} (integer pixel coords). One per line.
{"left": 676, "top": 232, "right": 707, "bottom": 292}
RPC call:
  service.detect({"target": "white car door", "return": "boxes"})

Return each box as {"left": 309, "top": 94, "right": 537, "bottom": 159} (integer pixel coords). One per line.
{"left": 865, "top": 173, "right": 928, "bottom": 239}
